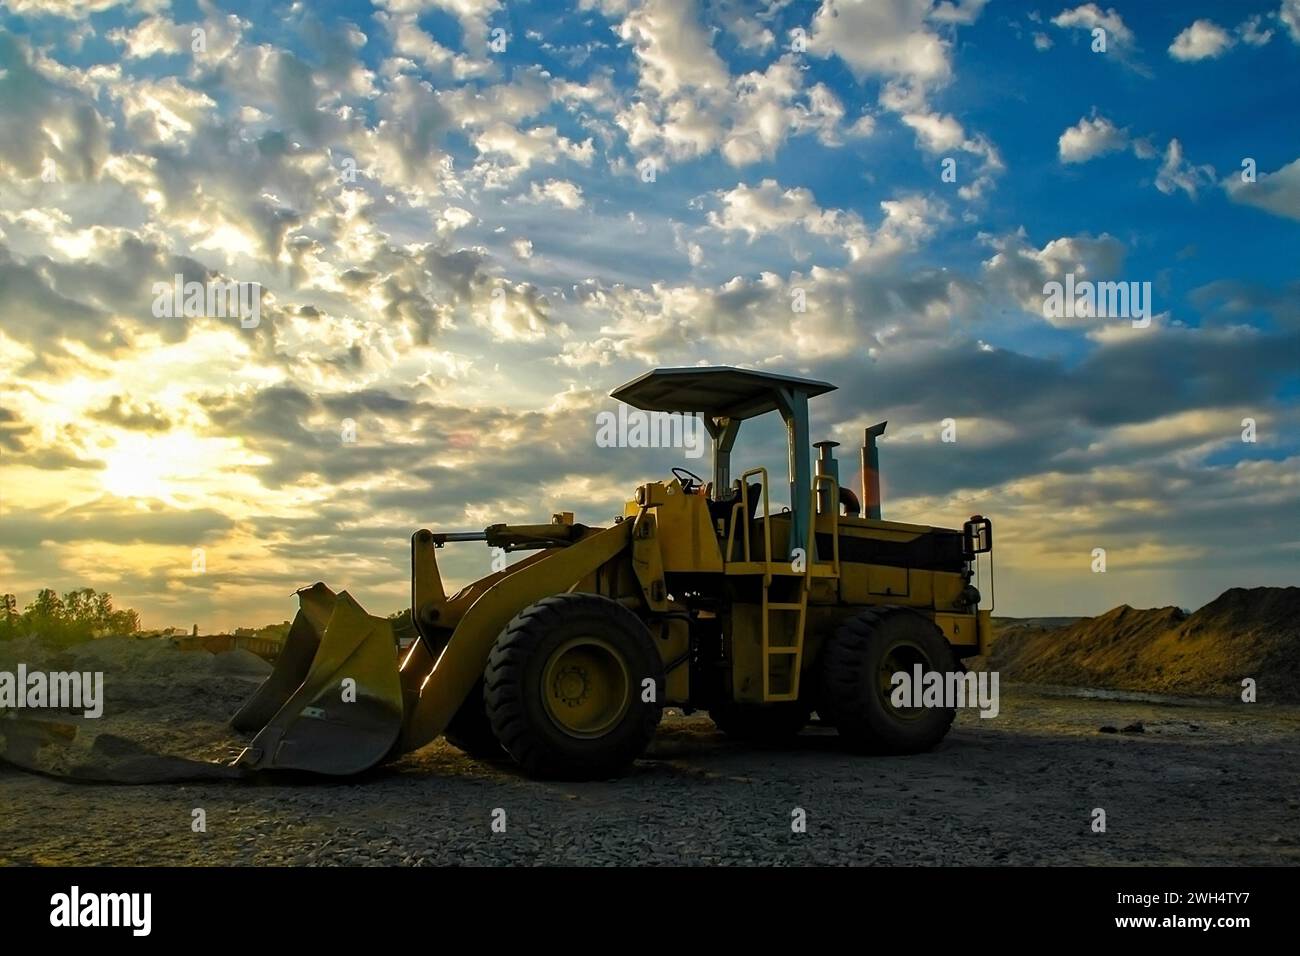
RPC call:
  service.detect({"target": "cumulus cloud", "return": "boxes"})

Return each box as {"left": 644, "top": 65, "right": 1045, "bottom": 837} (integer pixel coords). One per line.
{"left": 617, "top": 0, "right": 728, "bottom": 96}
{"left": 107, "top": 15, "right": 190, "bottom": 59}
{"left": 708, "top": 180, "right": 947, "bottom": 265}
{"left": 1058, "top": 113, "right": 1127, "bottom": 163}
{"left": 1223, "top": 157, "right": 1300, "bottom": 222}
{"left": 524, "top": 178, "right": 586, "bottom": 209}
{"left": 0, "top": 33, "right": 111, "bottom": 183}
{"left": 982, "top": 229, "right": 1127, "bottom": 325}
{"left": 1051, "top": 4, "right": 1135, "bottom": 47}
{"left": 810, "top": 0, "right": 953, "bottom": 86}
{"left": 1169, "top": 20, "right": 1234, "bottom": 61}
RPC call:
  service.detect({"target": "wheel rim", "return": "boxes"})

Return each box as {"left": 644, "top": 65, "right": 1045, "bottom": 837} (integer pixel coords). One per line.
{"left": 877, "top": 639, "right": 933, "bottom": 721}
{"left": 542, "top": 636, "right": 631, "bottom": 738}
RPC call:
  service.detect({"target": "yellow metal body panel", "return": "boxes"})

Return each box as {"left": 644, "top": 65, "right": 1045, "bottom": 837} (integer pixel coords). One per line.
{"left": 933, "top": 612, "right": 979, "bottom": 648}
{"left": 868, "top": 565, "right": 909, "bottom": 597}
{"left": 631, "top": 510, "right": 668, "bottom": 611}
{"left": 977, "top": 609, "right": 994, "bottom": 655}
{"left": 837, "top": 564, "right": 966, "bottom": 611}
{"left": 395, "top": 520, "right": 634, "bottom": 754}
{"left": 625, "top": 479, "right": 723, "bottom": 573}
{"left": 729, "top": 603, "right": 763, "bottom": 702}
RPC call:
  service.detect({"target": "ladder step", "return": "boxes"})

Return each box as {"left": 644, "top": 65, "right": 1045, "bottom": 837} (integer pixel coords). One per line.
{"left": 765, "top": 648, "right": 800, "bottom": 656}
{"left": 766, "top": 602, "right": 804, "bottom": 610}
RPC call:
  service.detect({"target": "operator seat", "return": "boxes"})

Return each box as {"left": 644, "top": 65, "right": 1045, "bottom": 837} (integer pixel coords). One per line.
{"left": 707, "top": 480, "right": 763, "bottom": 527}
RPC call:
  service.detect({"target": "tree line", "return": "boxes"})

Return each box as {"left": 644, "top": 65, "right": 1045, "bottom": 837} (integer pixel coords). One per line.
{"left": 0, "top": 588, "right": 142, "bottom": 644}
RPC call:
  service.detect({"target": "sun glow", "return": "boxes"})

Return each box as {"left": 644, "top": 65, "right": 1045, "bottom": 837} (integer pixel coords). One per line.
{"left": 100, "top": 431, "right": 227, "bottom": 502}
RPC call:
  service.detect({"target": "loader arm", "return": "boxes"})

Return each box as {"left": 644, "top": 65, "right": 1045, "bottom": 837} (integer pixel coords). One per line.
{"left": 395, "top": 519, "right": 634, "bottom": 754}
{"left": 231, "top": 520, "right": 633, "bottom": 775}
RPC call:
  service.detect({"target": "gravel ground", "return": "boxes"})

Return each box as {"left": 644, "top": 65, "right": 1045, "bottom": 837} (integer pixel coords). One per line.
{"left": 3, "top": 686, "right": 1298, "bottom": 866}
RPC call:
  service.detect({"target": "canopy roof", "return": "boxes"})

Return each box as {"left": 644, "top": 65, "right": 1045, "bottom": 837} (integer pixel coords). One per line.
{"left": 610, "top": 366, "right": 836, "bottom": 421}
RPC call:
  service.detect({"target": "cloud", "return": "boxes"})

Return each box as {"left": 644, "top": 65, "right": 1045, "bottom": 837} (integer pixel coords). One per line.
{"left": 982, "top": 229, "right": 1127, "bottom": 325}
{"left": 2, "top": 505, "right": 236, "bottom": 549}
{"left": 1223, "top": 157, "right": 1300, "bottom": 222}
{"left": 809, "top": 0, "right": 953, "bottom": 87}
{"left": 0, "top": 32, "right": 111, "bottom": 183}
{"left": 718, "top": 1, "right": 775, "bottom": 52}
{"left": 929, "top": 0, "right": 990, "bottom": 26}
{"left": 708, "top": 180, "right": 947, "bottom": 265}
{"left": 1051, "top": 4, "right": 1135, "bottom": 47}
{"left": 901, "top": 111, "right": 966, "bottom": 153}
{"left": 1169, "top": 20, "right": 1234, "bottom": 61}
{"left": 107, "top": 15, "right": 190, "bottom": 59}
{"left": 0, "top": 0, "right": 1293, "bottom": 628}
{"left": 613, "top": 48, "right": 857, "bottom": 170}
{"left": 1155, "top": 138, "right": 1215, "bottom": 198}
{"left": 709, "top": 179, "right": 863, "bottom": 244}
{"left": 524, "top": 178, "right": 586, "bottom": 209}
{"left": 2, "top": 0, "right": 162, "bottom": 17}
{"left": 375, "top": 9, "right": 496, "bottom": 79}
{"left": 1058, "top": 113, "right": 1127, "bottom": 163}
{"left": 472, "top": 122, "right": 594, "bottom": 187}
{"left": 90, "top": 396, "right": 174, "bottom": 432}
{"left": 1284, "top": 0, "right": 1300, "bottom": 43}
{"left": 1237, "top": 15, "right": 1274, "bottom": 46}
{"left": 617, "top": 0, "right": 728, "bottom": 96}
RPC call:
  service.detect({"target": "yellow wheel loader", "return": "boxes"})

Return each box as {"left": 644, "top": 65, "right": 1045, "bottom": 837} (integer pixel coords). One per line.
{"left": 232, "top": 367, "right": 994, "bottom": 779}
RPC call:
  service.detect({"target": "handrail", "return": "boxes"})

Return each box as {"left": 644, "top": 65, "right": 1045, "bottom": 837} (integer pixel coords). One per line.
{"left": 724, "top": 502, "right": 743, "bottom": 563}
{"left": 738, "top": 467, "right": 772, "bottom": 585}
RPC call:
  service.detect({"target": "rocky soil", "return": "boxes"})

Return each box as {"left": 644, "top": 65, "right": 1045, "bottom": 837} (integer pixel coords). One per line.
{"left": 3, "top": 616, "right": 1299, "bottom": 866}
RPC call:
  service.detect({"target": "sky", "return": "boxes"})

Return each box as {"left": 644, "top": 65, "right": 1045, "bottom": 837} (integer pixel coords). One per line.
{"left": 0, "top": 0, "right": 1296, "bottom": 630}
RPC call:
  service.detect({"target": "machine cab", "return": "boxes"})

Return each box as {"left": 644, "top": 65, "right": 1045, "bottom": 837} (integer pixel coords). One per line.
{"left": 611, "top": 365, "right": 842, "bottom": 561}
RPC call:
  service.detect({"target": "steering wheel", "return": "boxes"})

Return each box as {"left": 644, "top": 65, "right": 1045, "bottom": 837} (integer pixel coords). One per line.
{"left": 671, "top": 467, "right": 706, "bottom": 493}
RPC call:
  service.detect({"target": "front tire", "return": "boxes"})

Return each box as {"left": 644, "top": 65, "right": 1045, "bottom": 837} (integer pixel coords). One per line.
{"left": 484, "top": 593, "right": 664, "bottom": 779}
{"left": 819, "top": 607, "right": 958, "bottom": 754}
{"left": 443, "top": 678, "right": 502, "bottom": 758}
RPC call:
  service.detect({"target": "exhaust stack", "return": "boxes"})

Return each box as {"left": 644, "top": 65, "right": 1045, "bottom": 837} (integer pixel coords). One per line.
{"left": 813, "top": 441, "right": 840, "bottom": 515}
{"left": 861, "top": 422, "right": 887, "bottom": 520}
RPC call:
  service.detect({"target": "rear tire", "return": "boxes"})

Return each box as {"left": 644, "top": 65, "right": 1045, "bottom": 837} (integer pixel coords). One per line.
{"left": 708, "top": 701, "right": 810, "bottom": 740}
{"left": 443, "top": 678, "right": 502, "bottom": 758}
{"left": 484, "top": 593, "right": 664, "bottom": 779}
{"left": 819, "top": 607, "right": 958, "bottom": 754}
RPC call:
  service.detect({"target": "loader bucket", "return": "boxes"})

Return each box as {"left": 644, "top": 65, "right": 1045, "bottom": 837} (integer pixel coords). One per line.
{"left": 231, "top": 584, "right": 404, "bottom": 775}
{"left": 230, "top": 582, "right": 336, "bottom": 733}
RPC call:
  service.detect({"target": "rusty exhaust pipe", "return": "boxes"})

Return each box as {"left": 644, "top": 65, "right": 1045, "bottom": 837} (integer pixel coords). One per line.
{"left": 861, "top": 422, "right": 887, "bottom": 520}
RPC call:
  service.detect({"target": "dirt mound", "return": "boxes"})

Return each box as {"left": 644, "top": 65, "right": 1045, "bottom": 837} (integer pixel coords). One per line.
{"left": 0, "top": 634, "right": 260, "bottom": 780}
{"left": 986, "top": 587, "right": 1300, "bottom": 701}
